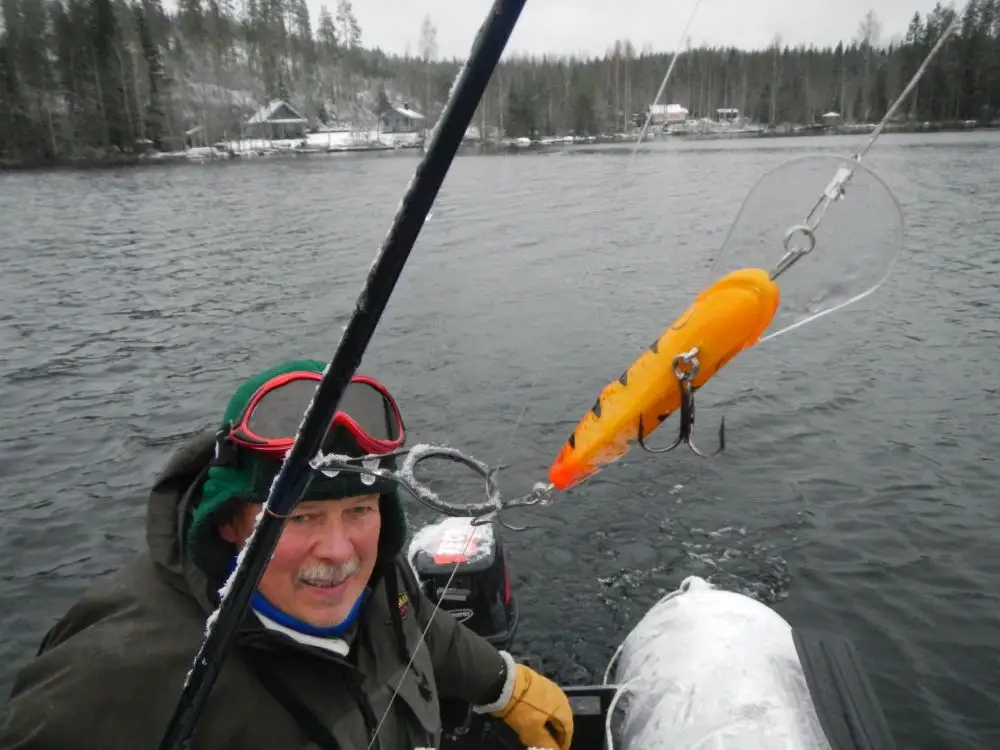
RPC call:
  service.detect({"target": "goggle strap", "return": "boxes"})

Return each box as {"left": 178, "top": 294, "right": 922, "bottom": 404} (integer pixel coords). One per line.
{"left": 211, "top": 424, "right": 242, "bottom": 469}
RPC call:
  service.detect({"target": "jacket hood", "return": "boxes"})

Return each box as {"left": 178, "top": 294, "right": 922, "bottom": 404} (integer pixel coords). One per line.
{"left": 144, "top": 428, "right": 408, "bottom": 614}
{"left": 146, "top": 428, "right": 220, "bottom": 611}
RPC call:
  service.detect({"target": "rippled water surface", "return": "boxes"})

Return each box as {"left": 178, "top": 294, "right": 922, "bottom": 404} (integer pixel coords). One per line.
{"left": 2, "top": 132, "right": 1000, "bottom": 748}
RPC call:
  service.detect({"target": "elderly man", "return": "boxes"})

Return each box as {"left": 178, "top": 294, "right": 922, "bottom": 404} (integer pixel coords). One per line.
{"left": 1, "top": 359, "right": 573, "bottom": 750}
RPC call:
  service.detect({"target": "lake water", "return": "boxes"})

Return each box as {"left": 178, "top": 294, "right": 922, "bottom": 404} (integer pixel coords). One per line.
{"left": 2, "top": 131, "right": 999, "bottom": 748}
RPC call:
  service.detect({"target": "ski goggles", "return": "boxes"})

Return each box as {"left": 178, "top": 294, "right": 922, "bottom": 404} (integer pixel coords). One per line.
{"left": 224, "top": 371, "right": 405, "bottom": 458}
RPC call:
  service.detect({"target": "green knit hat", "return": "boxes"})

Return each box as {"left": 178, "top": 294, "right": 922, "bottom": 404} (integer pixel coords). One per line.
{"left": 186, "top": 359, "right": 408, "bottom": 577}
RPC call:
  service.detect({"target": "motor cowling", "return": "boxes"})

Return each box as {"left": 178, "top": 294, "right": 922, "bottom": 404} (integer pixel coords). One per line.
{"left": 407, "top": 516, "right": 518, "bottom": 651}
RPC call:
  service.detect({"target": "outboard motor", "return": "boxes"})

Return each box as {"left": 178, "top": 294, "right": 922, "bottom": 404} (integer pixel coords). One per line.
{"left": 407, "top": 516, "right": 518, "bottom": 650}
{"left": 412, "top": 518, "right": 611, "bottom": 750}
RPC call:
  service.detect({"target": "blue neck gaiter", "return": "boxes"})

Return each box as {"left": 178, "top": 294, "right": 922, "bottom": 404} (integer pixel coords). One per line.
{"left": 223, "top": 554, "right": 368, "bottom": 638}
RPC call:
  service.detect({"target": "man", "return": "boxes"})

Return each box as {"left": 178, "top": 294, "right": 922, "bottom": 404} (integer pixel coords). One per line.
{"left": 1, "top": 359, "right": 573, "bottom": 750}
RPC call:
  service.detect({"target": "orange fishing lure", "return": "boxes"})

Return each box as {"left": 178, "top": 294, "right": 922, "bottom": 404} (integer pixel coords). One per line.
{"left": 548, "top": 268, "right": 781, "bottom": 491}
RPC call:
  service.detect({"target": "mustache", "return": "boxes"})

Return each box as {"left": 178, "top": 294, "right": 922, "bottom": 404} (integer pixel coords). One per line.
{"left": 296, "top": 559, "right": 361, "bottom": 587}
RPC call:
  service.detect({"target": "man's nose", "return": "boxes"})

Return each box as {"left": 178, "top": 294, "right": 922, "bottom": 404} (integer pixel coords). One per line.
{"left": 312, "top": 519, "right": 355, "bottom": 561}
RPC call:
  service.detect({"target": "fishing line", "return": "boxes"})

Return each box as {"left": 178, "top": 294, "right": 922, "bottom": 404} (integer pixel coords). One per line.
{"left": 854, "top": 4, "right": 965, "bottom": 164}
{"left": 318, "top": 1, "right": 712, "bottom": 521}
{"left": 493, "top": 373, "right": 540, "bottom": 473}
{"left": 318, "top": 0, "right": 969, "bottom": 516}
{"left": 745, "top": 0, "right": 968, "bottom": 290}
{"left": 452, "top": 0, "right": 692, "bottom": 494}
{"left": 313, "top": 13, "right": 969, "bottom": 747}
{"left": 546, "top": 2, "right": 969, "bottom": 490}
{"left": 590, "top": 20, "right": 973, "bottom": 748}
{"left": 365, "top": 526, "right": 480, "bottom": 750}
{"left": 630, "top": 0, "right": 704, "bottom": 162}
{"left": 361, "top": 380, "right": 542, "bottom": 748}
{"left": 377, "top": 8, "right": 966, "bottom": 749}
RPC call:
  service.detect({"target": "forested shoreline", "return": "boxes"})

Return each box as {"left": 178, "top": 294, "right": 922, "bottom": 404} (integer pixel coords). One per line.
{"left": 2, "top": 0, "right": 1000, "bottom": 168}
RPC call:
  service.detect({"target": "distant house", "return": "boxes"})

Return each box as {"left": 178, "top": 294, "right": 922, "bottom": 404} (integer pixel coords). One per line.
{"left": 648, "top": 103, "right": 688, "bottom": 126}
{"left": 821, "top": 111, "right": 843, "bottom": 126}
{"left": 245, "top": 100, "right": 308, "bottom": 140}
{"left": 381, "top": 103, "right": 425, "bottom": 133}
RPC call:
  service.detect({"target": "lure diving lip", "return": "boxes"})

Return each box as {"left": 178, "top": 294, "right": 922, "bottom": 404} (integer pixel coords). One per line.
{"left": 547, "top": 267, "right": 781, "bottom": 492}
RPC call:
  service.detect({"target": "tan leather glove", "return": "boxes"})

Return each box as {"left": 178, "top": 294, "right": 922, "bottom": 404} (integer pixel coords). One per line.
{"left": 478, "top": 652, "right": 573, "bottom": 750}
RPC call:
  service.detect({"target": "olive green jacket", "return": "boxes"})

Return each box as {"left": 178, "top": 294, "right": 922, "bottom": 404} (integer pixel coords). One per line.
{"left": 0, "top": 430, "right": 508, "bottom": 750}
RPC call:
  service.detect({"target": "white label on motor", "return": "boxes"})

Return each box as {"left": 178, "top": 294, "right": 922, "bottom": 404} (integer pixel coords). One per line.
{"left": 436, "top": 529, "right": 473, "bottom": 559}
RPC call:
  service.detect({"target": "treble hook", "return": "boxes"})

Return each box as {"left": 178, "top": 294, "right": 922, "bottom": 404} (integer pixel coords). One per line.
{"left": 636, "top": 349, "right": 725, "bottom": 458}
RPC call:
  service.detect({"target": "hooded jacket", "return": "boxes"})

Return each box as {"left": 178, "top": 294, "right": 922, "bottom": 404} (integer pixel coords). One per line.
{"left": 0, "top": 429, "right": 508, "bottom": 750}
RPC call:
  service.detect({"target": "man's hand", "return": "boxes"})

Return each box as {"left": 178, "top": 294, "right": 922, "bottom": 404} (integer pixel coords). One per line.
{"left": 486, "top": 658, "right": 573, "bottom": 750}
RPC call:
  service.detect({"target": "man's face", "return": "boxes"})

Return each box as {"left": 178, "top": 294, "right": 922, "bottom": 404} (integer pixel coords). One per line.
{"left": 220, "top": 494, "right": 382, "bottom": 628}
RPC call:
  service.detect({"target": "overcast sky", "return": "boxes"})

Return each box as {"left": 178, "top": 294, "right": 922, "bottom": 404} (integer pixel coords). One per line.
{"left": 316, "top": 0, "right": 948, "bottom": 60}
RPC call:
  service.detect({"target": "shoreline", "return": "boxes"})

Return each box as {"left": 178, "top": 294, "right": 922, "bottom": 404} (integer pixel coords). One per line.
{"left": 2, "top": 121, "right": 998, "bottom": 173}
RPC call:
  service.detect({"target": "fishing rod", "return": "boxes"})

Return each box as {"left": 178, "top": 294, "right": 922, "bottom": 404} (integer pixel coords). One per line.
{"left": 156, "top": 1, "right": 527, "bottom": 747}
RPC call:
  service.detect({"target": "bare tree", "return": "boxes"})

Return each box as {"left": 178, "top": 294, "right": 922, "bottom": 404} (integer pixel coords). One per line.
{"left": 418, "top": 13, "right": 437, "bottom": 62}
{"left": 858, "top": 9, "right": 883, "bottom": 121}
{"left": 418, "top": 13, "right": 436, "bottom": 124}
{"left": 770, "top": 33, "right": 782, "bottom": 124}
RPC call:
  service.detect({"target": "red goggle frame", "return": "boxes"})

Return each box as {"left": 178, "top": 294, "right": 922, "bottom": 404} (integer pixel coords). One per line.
{"left": 227, "top": 371, "right": 405, "bottom": 457}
